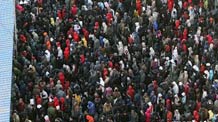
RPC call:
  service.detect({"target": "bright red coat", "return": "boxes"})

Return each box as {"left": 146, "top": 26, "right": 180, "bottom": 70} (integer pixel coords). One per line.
{"left": 168, "top": 0, "right": 174, "bottom": 12}
{"left": 73, "top": 31, "right": 80, "bottom": 42}
{"left": 53, "top": 97, "right": 59, "bottom": 107}
{"left": 58, "top": 72, "right": 65, "bottom": 87}
{"left": 193, "top": 110, "right": 200, "bottom": 122}
{"left": 16, "top": 4, "right": 24, "bottom": 12}
{"left": 175, "top": 20, "right": 180, "bottom": 30}
{"left": 82, "top": 28, "right": 89, "bottom": 40}
{"left": 64, "top": 47, "right": 70, "bottom": 61}
{"left": 127, "top": 85, "right": 135, "bottom": 100}
{"left": 136, "top": 0, "right": 142, "bottom": 15}
{"left": 207, "top": 34, "right": 213, "bottom": 44}
{"left": 145, "top": 108, "right": 152, "bottom": 122}
{"left": 106, "top": 12, "right": 113, "bottom": 24}
{"left": 71, "top": 5, "right": 78, "bottom": 16}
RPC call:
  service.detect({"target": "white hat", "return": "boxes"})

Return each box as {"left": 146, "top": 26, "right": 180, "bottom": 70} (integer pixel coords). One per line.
{"left": 29, "top": 65, "right": 33, "bottom": 69}
{"left": 37, "top": 104, "right": 42, "bottom": 109}
{"left": 148, "top": 102, "right": 152, "bottom": 106}
{"left": 154, "top": 58, "right": 158, "bottom": 62}
{"left": 206, "top": 63, "right": 211, "bottom": 67}
{"left": 193, "top": 65, "right": 199, "bottom": 72}
{"left": 179, "top": 82, "right": 183, "bottom": 86}
{"left": 45, "top": 71, "right": 50, "bottom": 77}
{"left": 68, "top": 34, "right": 72, "bottom": 39}
{"left": 50, "top": 37, "right": 54, "bottom": 42}
{"left": 44, "top": 115, "right": 49, "bottom": 121}
{"left": 159, "top": 66, "right": 163, "bottom": 70}
{"left": 158, "top": 93, "right": 162, "bottom": 97}
{"left": 49, "top": 97, "right": 53, "bottom": 102}
{"left": 56, "top": 105, "right": 60, "bottom": 110}
{"left": 30, "top": 99, "right": 34, "bottom": 105}
{"left": 182, "top": 92, "right": 186, "bottom": 96}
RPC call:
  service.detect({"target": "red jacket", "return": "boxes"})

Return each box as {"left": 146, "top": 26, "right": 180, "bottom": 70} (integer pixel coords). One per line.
{"left": 36, "top": 95, "right": 42, "bottom": 105}
{"left": 58, "top": 72, "right": 65, "bottom": 87}
{"left": 166, "top": 99, "right": 172, "bottom": 111}
{"left": 183, "top": 28, "right": 188, "bottom": 40}
{"left": 86, "top": 115, "right": 94, "bottom": 122}
{"left": 184, "top": 83, "right": 190, "bottom": 95}
{"left": 145, "top": 108, "right": 152, "bottom": 122}
{"left": 200, "top": 64, "right": 205, "bottom": 74}
{"left": 57, "top": 10, "right": 63, "bottom": 20}
{"left": 94, "top": 22, "right": 99, "bottom": 30}
{"left": 175, "top": 20, "right": 180, "bottom": 30}
{"left": 60, "top": 97, "right": 65, "bottom": 111}
{"left": 66, "top": 39, "right": 70, "bottom": 48}
{"left": 182, "top": 44, "right": 187, "bottom": 53}
{"left": 82, "top": 28, "right": 89, "bottom": 40}
{"left": 19, "top": 34, "right": 27, "bottom": 43}
{"left": 167, "top": 0, "right": 174, "bottom": 12}
{"left": 108, "top": 61, "right": 113, "bottom": 68}
{"left": 71, "top": 5, "right": 78, "bottom": 16}
{"left": 127, "top": 85, "right": 135, "bottom": 100}
{"left": 16, "top": 4, "right": 24, "bottom": 12}
{"left": 53, "top": 97, "right": 59, "bottom": 107}
{"left": 167, "top": 111, "right": 173, "bottom": 122}
{"left": 80, "top": 54, "right": 85, "bottom": 64}
{"left": 136, "top": 0, "right": 142, "bottom": 15}
{"left": 103, "top": 68, "right": 108, "bottom": 80}
{"left": 183, "top": 1, "right": 188, "bottom": 9}
{"left": 67, "top": 27, "right": 74, "bottom": 37}
{"left": 73, "top": 31, "right": 80, "bottom": 42}
{"left": 193, "top": 110, "right": 200, "bottom": 122}
{"left": 207, "top": 34, "right": 213, "bottom": 44}
{"left": 106, "top": 12, "right": 113, "bottom": 24}
{"left": 128, "top": 36, "right": 134, "bottom": 44}
{"left": 64, "top": 47, "right": 70, "bottom": 61}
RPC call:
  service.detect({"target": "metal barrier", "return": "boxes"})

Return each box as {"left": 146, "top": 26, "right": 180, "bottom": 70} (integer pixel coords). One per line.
{"left": 0, "top": 0, "right": 15, "bottom": 121}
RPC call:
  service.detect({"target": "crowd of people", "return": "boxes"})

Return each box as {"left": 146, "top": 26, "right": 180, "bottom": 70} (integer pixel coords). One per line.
{"left": 12, "top": 0, "right": 218, "bottom": 122}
